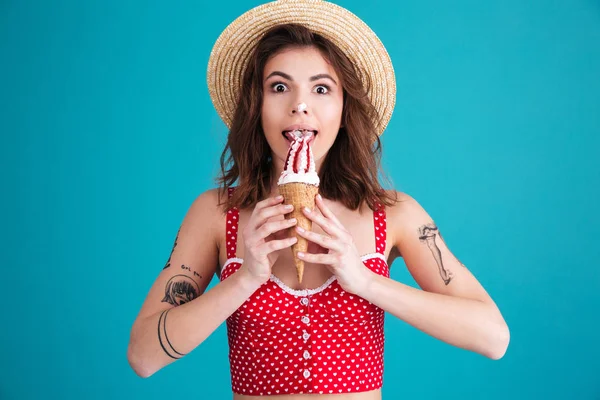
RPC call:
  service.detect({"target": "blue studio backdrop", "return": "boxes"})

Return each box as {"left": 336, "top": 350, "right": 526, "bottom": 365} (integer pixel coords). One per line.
{"left": 2, "top": 0, "right": 599, "bottom": 399}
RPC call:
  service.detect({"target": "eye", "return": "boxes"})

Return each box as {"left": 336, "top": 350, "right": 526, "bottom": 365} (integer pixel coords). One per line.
{"left": 315, "top": 85, "right": 330, "bottom": 95}
{"left": 271, "top": 82, "right": 288, "bottom": 93}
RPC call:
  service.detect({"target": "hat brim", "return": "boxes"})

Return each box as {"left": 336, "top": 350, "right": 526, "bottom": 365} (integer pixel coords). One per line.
{"left": 207, "top": 0, "right": 396, "bottom": 136}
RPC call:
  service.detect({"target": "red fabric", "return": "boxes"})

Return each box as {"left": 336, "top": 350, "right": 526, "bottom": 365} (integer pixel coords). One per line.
{"left": 221, "top": 187, "right": 389, "bottom": 396}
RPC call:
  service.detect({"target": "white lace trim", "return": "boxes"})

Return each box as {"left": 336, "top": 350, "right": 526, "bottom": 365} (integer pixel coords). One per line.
{"left": 221, "top": 257, "right": 243, "bottom": 277}
{"left": 269, "top": 274, "right": 337, "bottom": 297}
{"left": 221, "top": 253, "right": 387, "bottom": 293}
{"left": 360, "top": 253, "right": 387, "bottom": 263}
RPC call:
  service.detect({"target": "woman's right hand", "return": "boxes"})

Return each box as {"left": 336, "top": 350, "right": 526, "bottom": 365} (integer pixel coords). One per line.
{"left": 239, "top": 195, "right": 297, "bottom": 286}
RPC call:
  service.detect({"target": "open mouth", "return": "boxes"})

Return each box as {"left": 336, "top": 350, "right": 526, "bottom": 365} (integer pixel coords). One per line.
{"left": 282, "top": 129, "right": 318, "bottom": 142}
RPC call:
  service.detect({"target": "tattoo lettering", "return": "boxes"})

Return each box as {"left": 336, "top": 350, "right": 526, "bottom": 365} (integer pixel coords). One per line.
{"left": 418, "top": 223, "right": 454, "bottom": 285}
{"left": 163, "top": 228, "right": 181, "bottom": 270}
{"left": 162, "top": 275, "right": 200, "bottom": 306}
{"left": 158, "top": 309, "right": 186, "bottom": 359}
{"left": 181, "top": 264, "right": 202, "bottom": 278}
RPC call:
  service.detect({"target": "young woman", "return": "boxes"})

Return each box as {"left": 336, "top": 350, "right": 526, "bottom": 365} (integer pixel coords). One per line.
{"left": 127, "top": 2, "right": 510, "bottom": 399}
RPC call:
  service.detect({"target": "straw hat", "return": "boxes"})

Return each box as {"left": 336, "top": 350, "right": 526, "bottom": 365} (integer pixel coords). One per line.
{"left": 207, "top": 0, "right": 396, "bottom": 136}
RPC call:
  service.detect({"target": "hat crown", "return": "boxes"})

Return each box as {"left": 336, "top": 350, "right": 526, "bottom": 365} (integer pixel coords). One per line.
{"left": 207, "top": 0, "right": 396, "bottom": 136}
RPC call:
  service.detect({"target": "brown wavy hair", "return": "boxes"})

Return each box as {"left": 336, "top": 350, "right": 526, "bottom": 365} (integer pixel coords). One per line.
{"left": 216, "top": 23, "right": 397, "bottom": 211}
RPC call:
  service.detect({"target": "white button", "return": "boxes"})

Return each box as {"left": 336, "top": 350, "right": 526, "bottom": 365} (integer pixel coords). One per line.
{"left": 302, "top": 332, "right": 310, "bottom": 341}
{"left": 301, "top": 297, "right": 309, "bottom": 306}
{"left": 301, "top": 316, "right": 310, "bottom": 324}
{"left": 303, "top": 350, "right": 311, "bottom": 359}
{"left": 303, "top": 369, "right": 311, "bottom": 378}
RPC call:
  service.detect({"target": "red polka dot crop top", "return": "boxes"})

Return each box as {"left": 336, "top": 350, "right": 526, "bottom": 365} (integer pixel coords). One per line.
{"left": 220, "top": 188, "right": 390, "bottom": 396}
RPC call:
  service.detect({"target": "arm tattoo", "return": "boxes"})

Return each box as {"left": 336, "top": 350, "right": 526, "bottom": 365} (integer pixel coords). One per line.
{"left": 181, "top": 264, "right": 202, "bottom": 278}
{"left": 163, "top": 228, "right": 181, "bottom": 270}
{"left": 162, "top": 275, "right": 200, "bottom": 306}
{"left": 158, "top": 309, "right": 186, "bottom": 359}
{"left": 418, "top": 223, "right": 454, "bottom": 285}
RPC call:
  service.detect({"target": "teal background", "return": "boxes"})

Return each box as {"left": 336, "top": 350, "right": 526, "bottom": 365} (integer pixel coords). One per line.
{"left": 2, "top": 0, "right": 599, "bottom": 399}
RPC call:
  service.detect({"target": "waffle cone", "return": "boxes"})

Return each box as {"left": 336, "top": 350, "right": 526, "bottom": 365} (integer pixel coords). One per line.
{"left": 278, "top": 182, "right": 319, "bottom": 283}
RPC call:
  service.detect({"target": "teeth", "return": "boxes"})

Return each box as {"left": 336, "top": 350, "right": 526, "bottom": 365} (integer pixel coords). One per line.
{"left": 286, "top": 129, "right": 315, "bottom": 138}
{"left": 282, "top": 129, "right": 317, "bottom": 142}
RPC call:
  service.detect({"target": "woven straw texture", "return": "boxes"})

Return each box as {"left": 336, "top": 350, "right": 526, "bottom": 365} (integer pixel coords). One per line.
{"left": 278, "top": 182, "right": 319, "bottom": 283}
{"left": 207, "top": 0, "right": 396, "bottom": 136}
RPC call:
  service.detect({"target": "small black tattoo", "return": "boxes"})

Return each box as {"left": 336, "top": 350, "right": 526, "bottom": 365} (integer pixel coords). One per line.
{"left": 162, "top": 275, "right": 200, "bottom": 306}
{"left": 181, "top": 264, "right": 202, "bottom": 278}
{"left": 163, "top": 228, "right": 181, "bottom": 270}
{"left": 418, "top": 223, "right": 454, "bottom": 285}
{"left": 158, "top": 309, "right": 186, "bottom": 359}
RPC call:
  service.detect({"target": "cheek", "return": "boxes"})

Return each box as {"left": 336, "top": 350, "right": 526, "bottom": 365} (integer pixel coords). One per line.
{"left": 319, "top": 97, "right": 343, "bottom": 121}
{"left": 260, "top": 98, "right": 287, "bottom": 154}
{"left": 261, "top": 96, "right": 282, "bottom": 129}
{"left": 317, "top": 104, "right": 343, "bottom": 137}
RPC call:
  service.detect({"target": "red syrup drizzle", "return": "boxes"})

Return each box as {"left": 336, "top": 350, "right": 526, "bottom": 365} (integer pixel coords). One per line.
{"left": 283, "top": 145, "right": 293, "bottom": 171}
{"left": 306, "top": 140, "right": 311, "bottom": 173}
{"left": 293, "top": 140, "right": 306, "bottom": 173}
{"left": 284, "top": 136, "right": 312, "bottom": 174}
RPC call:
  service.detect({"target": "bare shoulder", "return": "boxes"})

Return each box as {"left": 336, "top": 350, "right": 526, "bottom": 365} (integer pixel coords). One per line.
{"left": 384, "top": 189, "right": 441, "bottom": 245}
{"left": 380, "top": 190, "right": 428, "bottom": 259}
{"left": 382, "top": 190, "right": 419, "bottom": 223}
{"left": 186, "top": 187, "right": 228, "bottom": 238}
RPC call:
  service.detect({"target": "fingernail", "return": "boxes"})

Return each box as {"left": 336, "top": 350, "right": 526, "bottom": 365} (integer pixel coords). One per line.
{"left": 297, "top": 252, "right": 304, "bottom": 258}
{"left": 290, "top": 218, "right": 297, "bottom": 223}
{"left": 285, "top": 204, "right": 293, "bottom": 210}
{"left": 296, "top": 226, "right": 305, "bottom": 233}
{"left": 317, "top": 194, "right": 322, "bottom": 200}
{"left": 304, "top": 207, "right": 311, "bottom": 213}
{"left": 276, "top": 195, "right": 283, "bottom": 200}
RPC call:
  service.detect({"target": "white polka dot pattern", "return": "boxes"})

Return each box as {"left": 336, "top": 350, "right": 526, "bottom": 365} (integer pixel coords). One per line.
{"left": 226, "top": 187, "right": 239, "bottom": 260}
{"left": 222, "top": 189, "right": 388, "bottom": 396}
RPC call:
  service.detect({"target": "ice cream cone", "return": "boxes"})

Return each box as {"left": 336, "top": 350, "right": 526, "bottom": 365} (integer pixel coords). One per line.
{"left": 278, "top": 182, "right": 319, "bottom": 283}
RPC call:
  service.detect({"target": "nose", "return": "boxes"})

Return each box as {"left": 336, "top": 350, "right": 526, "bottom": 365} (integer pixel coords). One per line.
{"left": 291, "top": 102, "right": 308, "bottom": 115}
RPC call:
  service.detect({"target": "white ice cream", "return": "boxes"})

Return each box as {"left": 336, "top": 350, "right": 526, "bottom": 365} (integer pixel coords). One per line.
{"left": 277, "top": 131, "right": 320, "bottom": 186}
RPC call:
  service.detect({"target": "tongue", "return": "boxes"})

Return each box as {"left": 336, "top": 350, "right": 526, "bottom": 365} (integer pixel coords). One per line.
{"left": 285, "top": 130, "right": 314, "bottom": 142}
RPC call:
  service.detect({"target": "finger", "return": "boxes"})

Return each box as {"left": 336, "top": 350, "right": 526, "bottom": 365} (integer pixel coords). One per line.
{"left": 258, "top": 218, "right": 297, "bottom": 241}
{"left": 248, "top": 196, "right": 285, "bottom": 228}
{"left": 259, "top": 203, "right": 294, "bottom": 222}
{"left": 302, "top": 206, "right": 343, "bottom": 238}
{"left": 255, "top": 195, "right": 285, "bottom": 211}
{"left": 259, "top": 236, "right": 298, "bottom": 256}
{"left": 295, "top": 226, "right": 343, "bottom": 253}
{"left": 297, "top": 251, "right": 337, "bottom": 265}
{"left": 315, "top": 194, "right": 344, "bottom": 230}
{"left": 251, "top": 203, "right": 294, "bottom": 229}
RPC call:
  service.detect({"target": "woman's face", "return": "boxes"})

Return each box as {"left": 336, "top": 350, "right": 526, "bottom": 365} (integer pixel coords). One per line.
{"left": 261, "top": 46, "right": 344, "bottom": 172}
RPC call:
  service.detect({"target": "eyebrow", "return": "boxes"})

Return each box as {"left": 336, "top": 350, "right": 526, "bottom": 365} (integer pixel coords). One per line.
{"left": 264, "top": 71, "right": 338, "bottom": 86}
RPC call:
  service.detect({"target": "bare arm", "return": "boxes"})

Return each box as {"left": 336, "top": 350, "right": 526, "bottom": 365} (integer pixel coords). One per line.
{"left": 127, "top": 190, "right": 297, "bottom": 377}
{"left": 127, "top": 189, "right": 257, "bottom": 377}
{"left": 360, "top": 192, "right": 510, "bottom": 360}
{"left": 127, "top": 264, "right": 262, "bottom": 377}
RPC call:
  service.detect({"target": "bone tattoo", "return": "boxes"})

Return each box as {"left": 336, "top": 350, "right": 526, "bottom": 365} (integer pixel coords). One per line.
{"left": 418, "top": 223, "right": 454, "bottom": 285}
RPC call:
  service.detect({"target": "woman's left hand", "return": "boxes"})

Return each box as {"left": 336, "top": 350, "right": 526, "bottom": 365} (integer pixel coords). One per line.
{"left": 296, "top": 194, "right": 374, "bottom": 296}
